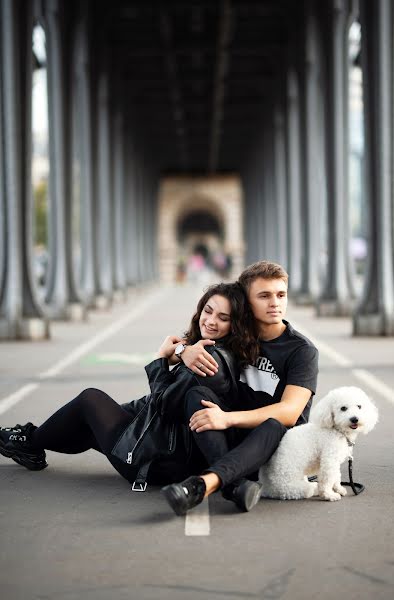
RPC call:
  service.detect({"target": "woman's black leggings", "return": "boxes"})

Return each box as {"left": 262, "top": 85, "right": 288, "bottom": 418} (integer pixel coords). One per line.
{"left": 31, "top": 388, "right": 139, "bottom": 481}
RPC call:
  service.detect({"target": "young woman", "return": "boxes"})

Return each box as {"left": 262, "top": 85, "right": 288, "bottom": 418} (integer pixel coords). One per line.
{"left": 0, "top": 283, "right": 259, "bottom": 505}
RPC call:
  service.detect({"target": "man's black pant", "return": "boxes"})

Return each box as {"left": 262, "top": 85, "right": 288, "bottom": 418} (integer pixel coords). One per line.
{"left": 184, "top": 386, "right": 287, "bottom": 488}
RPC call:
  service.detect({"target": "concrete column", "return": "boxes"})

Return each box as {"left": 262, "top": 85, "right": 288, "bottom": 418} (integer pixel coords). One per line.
{"left": 297, "top": 2, "right": 324, "bottom": 303}
{"left": 247, "top": 167, "right": 260, "bottom": 263}
{"left": 124, "top": 172, "right": 135, "bottom": 286}
{"left": 253, "top": 143, "right": 266, "bottom": 261}
{"left": 317, "top": 0, "right": 353, "bottom": 316}
{"left": 124, "top": 142, "right": 140, "bottom": 286}
{"left": 147, "top": 175, "right": 156, "bottom": 279}
{"left": 44, "top": 0, "right": 73, "bottom": 318}
{"left": 148, "top": 173, "right": 159, "bottom": 279}
{"left": 353, "top": 0, "right": 394, "bottom": 335}
{"left": 134, "top": 160, "right": 145, "bottom": 283}
{"left": 256, "top": 169, "right": 265, "bottom": 261}
{"left": 258, "top": 177, "right": 267, "bottom": 260}
{"left": 89, "top": 67, "right": 101, "bottom": 302}
{"left": 113, "top": 110, "right": 127, "bottom": 293}
{"left": 108, "top": 105, "right": 117, "bottom": 295}
{"left": 74, "top": 17, "right": 95, "bottom": 306}
{"left": 242, "top": 170, "right": 255, "bottom": 265}
{"left": 95, "top": 69, "right": 113, "bottom": 302}
{"left": 0, "top": 63, "right": 4, "bottom": 297}
{"left": 45, "top": 0, "right": 69, "bottom": 319}
{"left": 0, "top": 0, "right": 49, "bottom": 339}
{"left": 143, "top": 164, "right": 155, "bottom": 282}
{"left": 262, "top": 123, "right": 278, "bottom": 262}
{"left": 286, "top": 68, "right": 303, "bottom": 294}
{"left": 274, "top": 105, "right": 288, "bottom": 269}
{"left": 139, "top": 165, "right": 149, "bottom": 282}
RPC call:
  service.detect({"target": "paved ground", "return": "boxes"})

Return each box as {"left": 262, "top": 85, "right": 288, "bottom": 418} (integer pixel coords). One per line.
{"left": 0, "top": 282, "right": 393, "bottom": 600}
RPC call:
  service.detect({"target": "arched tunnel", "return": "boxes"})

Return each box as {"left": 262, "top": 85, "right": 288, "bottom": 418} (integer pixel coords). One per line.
{"left": 0, "top": 0, "right": 393, "bottom": 339}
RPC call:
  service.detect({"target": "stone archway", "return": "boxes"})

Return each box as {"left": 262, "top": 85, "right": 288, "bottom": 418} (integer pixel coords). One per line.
{"left": 158, "top": 175, "right": 244, "bottom": 282}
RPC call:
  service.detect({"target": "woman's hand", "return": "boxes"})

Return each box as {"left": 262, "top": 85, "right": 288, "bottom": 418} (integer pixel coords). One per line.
{"left": 189, "top": 400, "right": 231, "bottom": 432}
{"left": 182, "top": 340, "right": 219, "bottom": 376}
{"left": 157, "top": 335, "right": 183, "bottom": 359}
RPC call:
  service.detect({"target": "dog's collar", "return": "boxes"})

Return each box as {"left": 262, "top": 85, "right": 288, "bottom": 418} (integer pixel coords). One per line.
{"left": 331, "top": 411, "right": 357, "bottom": 447}
{"left": 333, "top": 422, "right": 356, "bottom": 449}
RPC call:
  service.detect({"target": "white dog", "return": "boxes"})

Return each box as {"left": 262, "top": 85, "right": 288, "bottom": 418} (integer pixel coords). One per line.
{"left": 259, "top": 387, "right": 378, "bottom": 501}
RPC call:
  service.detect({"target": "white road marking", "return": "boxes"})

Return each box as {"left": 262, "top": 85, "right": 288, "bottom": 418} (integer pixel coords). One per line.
{"left": 0, "top": 288, "right": 169, "bottom": 414}
{"left": 291, "top": 322, "right": 354, "bottom": 367}
{"left": 351, "top": 369, "right": 394, "bottom": 406}
{"left": 39, "top": 290, "right": 169, "bottom": 379}
{"left": 185, "top": 497, "right": 210, "bottom": 536}
{"left": 85, "top": 352, "right": 156, "bottom": 366}
{"left": 292, "top": 321, "right": 394, "bottom": 404}
{"left": 0, "top": 383, "right": 39, "bottom": 416}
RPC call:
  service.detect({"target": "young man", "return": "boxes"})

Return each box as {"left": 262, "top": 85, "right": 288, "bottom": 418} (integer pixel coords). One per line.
{"left": 162, "top": 260, "right": 319, "bottom": 515}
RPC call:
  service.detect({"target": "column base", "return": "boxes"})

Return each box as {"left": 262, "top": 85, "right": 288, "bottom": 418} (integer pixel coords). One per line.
{"left": 353, "top": 312, "right": 394, "bottom": 336}
{"left": 94, "top": 295, "right": 112, "bottom": 310}
{"left": 45, "top": 303, "right": 87, "bottom": 321}
{"left": 316, "top": 300, "right": 354, "bottom": 317}
{"left": 112, "top": 289, "right": 128, "bottom": 303}
{"left": 0, "top": 318, "right": 50, "bottom": 340}
{"left": 293, "top": 293, "right": 315, "bottom": 306}
{"left": 66, "top": 303, "right": 88, "bottom": 321}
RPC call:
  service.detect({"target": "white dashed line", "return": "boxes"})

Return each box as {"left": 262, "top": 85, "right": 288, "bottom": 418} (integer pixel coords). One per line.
{"left": 0, "top": 383, "right": 39, "bottom": 416}
{"left": 291, "top": 322, "right": 354, "bottom": 368}
{"left": 351, "top": 369, "right": 394, "bottom": 406}
{"left": 292, "top": 321, "right": 394, "bottom": 405}
{"left": 185, "top": 497, "right": 210, "bottom": 536}
{"left": 0, "top": 288, "right": 170, "bottom": 414}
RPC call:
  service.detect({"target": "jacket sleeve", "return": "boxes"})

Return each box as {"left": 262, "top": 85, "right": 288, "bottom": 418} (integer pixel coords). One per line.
{"left": 120, "top": 359, "right": 175, "bottom": 415}
{"left": 159, "top": 364, "right": 200, "bottom": 419}
{"left": 159, "top": 349, "right": 236, "bottom": 420}
{"left": 144, "top": 357, "right": 175, "bottom": 395}
{"left": 144, "top": 346, "right": 239, "bottom": 420}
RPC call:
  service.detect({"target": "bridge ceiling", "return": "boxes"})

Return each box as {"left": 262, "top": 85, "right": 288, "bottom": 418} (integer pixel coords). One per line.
{"left": 96, "top": 0, "right": 295, "bottom": 173}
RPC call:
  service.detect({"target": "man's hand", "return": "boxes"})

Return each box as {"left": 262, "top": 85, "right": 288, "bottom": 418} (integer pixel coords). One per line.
{"left": 157, "top": 335, "right": 183, "bottom": 359}
{"left": 189, "top": 400, "right": 230, "bottom": 432}
{"left": 181, "top": 340, "right": 219, "bottom": 376}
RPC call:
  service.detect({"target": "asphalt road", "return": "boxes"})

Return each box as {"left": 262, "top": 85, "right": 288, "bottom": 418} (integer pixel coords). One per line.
{"left": 1, "top": 282, "right": 393, "bottom": 600}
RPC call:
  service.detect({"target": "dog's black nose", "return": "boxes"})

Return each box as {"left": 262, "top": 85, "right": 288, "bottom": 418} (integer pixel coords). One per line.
{"left": 350, "top": 416, "right": 359, "bottom": 424}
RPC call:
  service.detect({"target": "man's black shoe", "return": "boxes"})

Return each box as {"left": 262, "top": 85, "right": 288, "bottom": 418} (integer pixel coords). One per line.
{"left": 0, "top": 423, "right": 48, "bottom": 471}
{"left": 222, "top": 478, "right": 263, "bottom": 512}
{"left": 161, "top": 476, "right": 206, "bottom": 516}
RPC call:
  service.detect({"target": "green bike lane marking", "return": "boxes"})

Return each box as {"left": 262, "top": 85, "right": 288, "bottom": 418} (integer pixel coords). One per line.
{"left": 82, "top": 352, "right": 156, "bottom": 366}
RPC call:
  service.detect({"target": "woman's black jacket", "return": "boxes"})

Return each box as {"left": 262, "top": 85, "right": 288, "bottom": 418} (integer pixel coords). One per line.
{"left": 146, "top": 344, "right": 239, "bottom": 420}
{"left": 110, "top": 344, "right": 240, "bottom": 486}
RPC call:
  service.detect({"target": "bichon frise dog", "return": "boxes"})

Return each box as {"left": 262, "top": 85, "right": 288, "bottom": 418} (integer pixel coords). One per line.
{"left": 259, "top": 386, "right": 378, "bottom": 501}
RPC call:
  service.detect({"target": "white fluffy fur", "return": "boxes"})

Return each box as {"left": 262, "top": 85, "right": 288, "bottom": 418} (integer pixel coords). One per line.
{"left": 259, "top": 386, "right": 378, "bottom": 501}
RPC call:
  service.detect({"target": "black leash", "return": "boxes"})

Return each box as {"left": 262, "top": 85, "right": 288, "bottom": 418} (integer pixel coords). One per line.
{"left": 308, "top": 458, "right": 365, "bottom": 495}
{"left": 341, "top": 457, "right": 365, "bottom": 495}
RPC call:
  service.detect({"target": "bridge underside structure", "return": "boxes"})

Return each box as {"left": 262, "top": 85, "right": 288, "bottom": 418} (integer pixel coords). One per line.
{"left": 0, "top": 0, "right": 393, "bottom": 339}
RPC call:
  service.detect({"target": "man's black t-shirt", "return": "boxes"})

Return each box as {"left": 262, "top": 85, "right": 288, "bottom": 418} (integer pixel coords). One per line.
{"left": 238, "top": 320, "right": 319, "bottom": 425}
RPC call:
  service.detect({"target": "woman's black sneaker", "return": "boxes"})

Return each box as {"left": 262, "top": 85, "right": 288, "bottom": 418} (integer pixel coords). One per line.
{"left": 161, "top": 476, "right": 206, "bottom": 516}
{"left": 222, "top": 478, "right": 263, "bottom": 512}
{"left": 0, "top": 423, "right": 48, "bottom": 471}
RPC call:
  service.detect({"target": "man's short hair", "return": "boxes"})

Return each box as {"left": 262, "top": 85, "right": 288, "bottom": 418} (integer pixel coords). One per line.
{"left": 238, "top": 260, "right": 289, "bottom": 292}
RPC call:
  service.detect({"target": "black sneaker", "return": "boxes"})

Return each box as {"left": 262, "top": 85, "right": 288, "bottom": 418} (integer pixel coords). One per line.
{"left": 161, "top": 476, "right": 206, "bottom": 516}
{"left": 0, "top": 423, "right": 48, "bottom": 471}
{"left": 222, "top": 478, "right": 263, "bottom": 512}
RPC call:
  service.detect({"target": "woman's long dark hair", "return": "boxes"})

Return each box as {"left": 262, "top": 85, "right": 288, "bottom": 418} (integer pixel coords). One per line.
{"left": 183, "top": 282, "right": 259, "bottom": 368}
